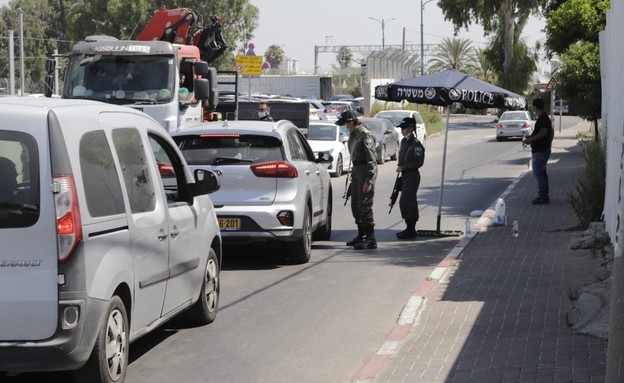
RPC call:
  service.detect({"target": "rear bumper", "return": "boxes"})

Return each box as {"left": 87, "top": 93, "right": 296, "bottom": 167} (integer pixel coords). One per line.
{"left": 0, "top": 296, "right": 107, "bottom": 373}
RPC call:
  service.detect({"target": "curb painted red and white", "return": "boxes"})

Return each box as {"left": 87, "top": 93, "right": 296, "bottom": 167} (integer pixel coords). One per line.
{"left": 349, "top": 174, "right": 526, "bottom": 382}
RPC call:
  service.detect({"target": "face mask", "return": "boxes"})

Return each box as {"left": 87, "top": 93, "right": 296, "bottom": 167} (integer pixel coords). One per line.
{"left": 258, "top": 111, "right": 266, "bottom": 119}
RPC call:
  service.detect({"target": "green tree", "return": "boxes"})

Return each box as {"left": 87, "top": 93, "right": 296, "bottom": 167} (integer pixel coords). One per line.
{"left": 264, "top": 44, "right": 284, "bottom": 71}
{"left": 438, "top": 0, "right": 542, "bottom": 91}
{"left": 473, "top": 48, "right": 497, "bottom": 83}
{"left": 427, "top": 37, "right": 477, "bottom": 73}
{"left": 544, "top": 0, "right": 607, "bottom": 127}
{"left": 0, "top": 0, "right": 57, "bottom": 93}
{"left": 336, "top": 46, "right": 353, "bottom": 69}
{"left": 484, "top": 34, "right": 537, "bottom": 92}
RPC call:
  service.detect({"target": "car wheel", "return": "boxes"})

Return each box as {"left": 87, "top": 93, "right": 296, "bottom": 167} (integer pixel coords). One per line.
{"left": 377, "top": 145, "right": 386, "bottom": 164}
{"left": 74, "top": 296, "right": 128, "bottom": 383}
{"left": 332, "top": 155, "right": 343, "bottom": 178}
{"left": 288, "top": 206, "right": 312, "bottom": 264}
{"left": 390, "top": 142, "right": 399, "bottom": 161}
{"left": 186, "top": 247, "right": 220, "bottom": 325}
{"left": 313, "top": 187, "right": 332, "bottom": 241}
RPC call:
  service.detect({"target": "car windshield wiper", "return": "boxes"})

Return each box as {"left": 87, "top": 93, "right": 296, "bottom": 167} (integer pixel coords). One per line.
{"left": 0, "top": 202, "right": 38, "bottom": 216}
{"left": 213, "top": 157, "right": 254, "bottom": 164}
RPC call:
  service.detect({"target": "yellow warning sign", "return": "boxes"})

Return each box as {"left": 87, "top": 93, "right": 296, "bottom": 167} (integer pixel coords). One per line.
{"left": 235, "top": 55, "right": 263, "bottom": 76}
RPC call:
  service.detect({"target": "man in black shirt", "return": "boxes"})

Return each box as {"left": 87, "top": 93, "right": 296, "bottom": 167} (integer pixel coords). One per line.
{"left": 522, "top": 98, "right": 554, "bottom": 204}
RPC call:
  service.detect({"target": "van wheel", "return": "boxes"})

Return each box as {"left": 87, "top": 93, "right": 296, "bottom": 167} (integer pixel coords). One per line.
{"left": 313, "top": 189, "right": 332, "bottom": 241}
{"left": 187, "top": 248, "right": 220, "bottom": 325}
{"left": 74, "top": 296, "right": 128, "bottom": 383}
{"left": 288, "top": 206, "right": 312, "bottom": 264}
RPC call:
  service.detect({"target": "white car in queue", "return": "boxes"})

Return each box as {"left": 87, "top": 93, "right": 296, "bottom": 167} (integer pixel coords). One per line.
{"left": 306, "top": 122, "right": 351, "bottom": 177}
{"left": 172, "top": 119, "right": 333, "bottom": 264}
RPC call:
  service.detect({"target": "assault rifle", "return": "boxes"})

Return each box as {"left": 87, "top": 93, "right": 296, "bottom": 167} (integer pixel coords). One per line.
{"left": 389, "top": 173, "right": 402, "bottom": 213}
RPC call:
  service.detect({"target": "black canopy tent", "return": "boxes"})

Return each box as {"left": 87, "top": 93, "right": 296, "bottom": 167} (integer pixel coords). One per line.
{"left": 375, "top": 69, "right": 526, "bottom": 236}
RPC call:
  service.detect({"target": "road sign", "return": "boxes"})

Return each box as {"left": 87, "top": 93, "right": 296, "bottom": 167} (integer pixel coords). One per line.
{"left": 235, "top": 55, "right": 263, "bottom": 76}
{"left": 545, "top": 76, "right": 557, "bottom": 90}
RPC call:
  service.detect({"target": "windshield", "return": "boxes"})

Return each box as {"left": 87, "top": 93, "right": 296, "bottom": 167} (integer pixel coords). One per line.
{"left": 501, "top": 112, "right": 530, "bottom": 121}
{"left": 63, "top": 54, "right": 175, "bottom": 104}
{"left": 175, "top": 134, "right": 284, "bottom": 165}
{"left": 375, "top": 111, "right": 410, "bottom": 125}
{"left": 363, "top": 120, "right": 384, "bottom": 134}
{"left": 307, "top": 125, "right": 338, "bottom": 141}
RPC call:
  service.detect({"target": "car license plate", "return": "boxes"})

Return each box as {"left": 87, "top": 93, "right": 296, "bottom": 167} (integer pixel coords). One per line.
{"left": 219, "top": 218, "right": 240, "bottom": 231}
{"left": 508, "top": 124, "right": 518, "bottom": 128}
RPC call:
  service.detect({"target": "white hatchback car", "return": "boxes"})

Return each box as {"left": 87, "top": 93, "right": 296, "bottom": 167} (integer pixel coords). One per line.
{"left": 307, "top": 122, "right": 351, "bottom": 177}
{"left": 374, "top": 109, "right": 428, "bottom": 145}
{"left": 173, "top": 119, "right": 333, "bottom": 264}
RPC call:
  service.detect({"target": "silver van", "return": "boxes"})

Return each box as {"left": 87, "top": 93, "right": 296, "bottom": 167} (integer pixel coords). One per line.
{"left": 0, "top": 97, "right": 222, "bottom": 382}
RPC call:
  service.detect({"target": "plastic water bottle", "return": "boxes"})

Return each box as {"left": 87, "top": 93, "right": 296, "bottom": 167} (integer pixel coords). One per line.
{"left": 522, "top": 134, "right": 528, "bottom": 151}
{"left": 493, "top": 198, "right": 506, "bottom": 226}
{"left": 512, "top": 219, "right": 519, "bottom": 237}
{"left": 465, "top": 218, "right": 472, "bottom": 238}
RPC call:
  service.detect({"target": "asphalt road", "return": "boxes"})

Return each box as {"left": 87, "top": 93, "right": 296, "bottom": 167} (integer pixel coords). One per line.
{"left": 4, "top": 115, "right": 582, "bottom": 383}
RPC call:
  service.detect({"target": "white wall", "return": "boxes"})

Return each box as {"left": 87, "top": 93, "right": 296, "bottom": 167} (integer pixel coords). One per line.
{"left": 602, "top": 1, "right": 624, "bottom": 247}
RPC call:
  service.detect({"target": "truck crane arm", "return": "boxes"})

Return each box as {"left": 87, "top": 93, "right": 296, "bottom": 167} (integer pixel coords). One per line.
{"left": 137, "top": 7, "right": 228, "bottom": 63}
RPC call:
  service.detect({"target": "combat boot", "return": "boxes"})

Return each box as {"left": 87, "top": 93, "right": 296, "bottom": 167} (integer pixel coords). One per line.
{"left": 354, "top": 227, "right": 377, "bottom": 249}
{"left": 346, "top": 226, "right": 366, "bottom": 246}
{"left": 396, "top": 219, "right": 417, "bottom": 239}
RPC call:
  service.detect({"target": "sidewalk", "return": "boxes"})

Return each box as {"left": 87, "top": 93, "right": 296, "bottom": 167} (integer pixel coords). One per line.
{"left": 356, "top": 120, "right": 609, "bottom": 382}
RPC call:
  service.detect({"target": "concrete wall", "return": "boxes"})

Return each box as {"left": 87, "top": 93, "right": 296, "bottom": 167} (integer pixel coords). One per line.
{"left": 601, "top": 2, "right": 624, "bottom": 246}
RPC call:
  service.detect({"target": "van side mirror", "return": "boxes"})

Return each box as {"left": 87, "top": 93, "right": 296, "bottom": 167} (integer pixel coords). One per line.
{"left": 192, "top": 169, "right": 220, "bottom": 195}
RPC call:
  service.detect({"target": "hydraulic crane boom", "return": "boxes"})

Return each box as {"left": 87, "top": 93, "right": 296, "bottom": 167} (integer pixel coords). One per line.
{"left": 137, "top": 7, "right": 228, "bottom": 63}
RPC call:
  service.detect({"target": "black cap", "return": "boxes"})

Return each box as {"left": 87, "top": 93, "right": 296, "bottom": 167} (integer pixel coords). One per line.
{"left": 398, "top": 117, "right": 416, "bottom": 129}
{"left": 335, "top": 110, "right": 357, "bottom": 125}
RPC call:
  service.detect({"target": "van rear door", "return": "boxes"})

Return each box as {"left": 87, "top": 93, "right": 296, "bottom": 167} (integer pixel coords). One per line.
{"left": 0, "top": 111, "right": 59, "bottom": 341}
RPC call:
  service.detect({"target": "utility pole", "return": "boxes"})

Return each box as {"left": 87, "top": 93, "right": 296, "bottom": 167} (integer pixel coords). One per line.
{"left": 420, "top": 0, "right": 434, "bottom": 76}
{"left": 19, "top": 8, "right": 25, "bottom": 96}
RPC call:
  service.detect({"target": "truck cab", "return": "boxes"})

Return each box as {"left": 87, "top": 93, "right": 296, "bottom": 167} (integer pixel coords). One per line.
{"left": 48, "top": 36, "right": 217, "bottom": 133}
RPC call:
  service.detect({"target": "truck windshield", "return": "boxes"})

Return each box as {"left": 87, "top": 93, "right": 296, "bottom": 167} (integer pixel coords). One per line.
{"left": 63, "top": 54, "right": 175, "bottom": 104}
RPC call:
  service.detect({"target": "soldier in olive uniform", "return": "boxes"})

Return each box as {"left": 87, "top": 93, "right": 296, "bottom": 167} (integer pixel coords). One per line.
{"left": 395, "top": 117, "right": 425, "bottom": 239}
{"left": 336, "top": 110, "right": 378, "bottom": 249}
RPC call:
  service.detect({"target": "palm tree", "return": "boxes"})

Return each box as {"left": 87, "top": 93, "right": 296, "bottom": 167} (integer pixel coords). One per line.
{"left": 473, "top": 48, "right": 497, "bottom": 83}
{"left": 336, "top": 46, "right": 353, "bottom": 69}
{"left": 427, "top": 37, "right": 477, "bottom": 73}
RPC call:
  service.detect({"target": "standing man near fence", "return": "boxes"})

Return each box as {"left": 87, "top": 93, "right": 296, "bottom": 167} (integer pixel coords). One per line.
{"left": 395, "top": 117, "right": 425, "bottom": 239}
{"left": 337, "top": 110, "right": 378, "bottom": 250}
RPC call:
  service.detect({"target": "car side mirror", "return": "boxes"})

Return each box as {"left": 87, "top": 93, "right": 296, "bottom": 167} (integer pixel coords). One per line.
{"left": 316, "top": 151, "right": 333, "bottom": 164}
{"left": 191, "top": 169, "right": 220, "bottom": 195}
{"left": 340, "top": 135, "right": 349, "bottom": 143}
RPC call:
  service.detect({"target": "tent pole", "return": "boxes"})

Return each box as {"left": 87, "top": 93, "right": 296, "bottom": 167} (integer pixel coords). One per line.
{"left": 436, "top": 107, "right": 450, "bottom": 233}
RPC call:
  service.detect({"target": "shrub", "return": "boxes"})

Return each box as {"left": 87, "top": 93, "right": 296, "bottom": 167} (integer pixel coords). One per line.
{"left": 567, "top": 135, "right": 605, "bottom": 229}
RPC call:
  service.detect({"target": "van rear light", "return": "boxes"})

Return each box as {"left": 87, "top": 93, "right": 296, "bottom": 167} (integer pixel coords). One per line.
{"left": 54, "top": 175, "right": 82, "bottom": 263}
{"left": 250, "top": 161, "right": 298, "bottom": 178}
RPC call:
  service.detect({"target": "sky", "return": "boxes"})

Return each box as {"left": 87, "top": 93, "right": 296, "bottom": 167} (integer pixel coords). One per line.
{"left": 247, "top": 0, "right": 547, "bottom": 74}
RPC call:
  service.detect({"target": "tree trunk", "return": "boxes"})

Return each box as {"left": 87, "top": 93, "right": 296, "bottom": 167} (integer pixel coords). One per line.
{"left": 502, "top": 0, "right": 515, "bottom": 75}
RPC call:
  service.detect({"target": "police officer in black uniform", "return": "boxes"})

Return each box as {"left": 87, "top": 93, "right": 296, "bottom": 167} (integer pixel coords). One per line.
{"left": 395, "top": 117, "right": 425, "bottom": 239}
{"left": 337, "top": 110, "right": 378, "bottom": 249}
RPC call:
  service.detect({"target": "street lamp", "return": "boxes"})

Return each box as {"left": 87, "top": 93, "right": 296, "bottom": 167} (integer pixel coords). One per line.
{"left": 421, "top": 0, "right": 434, "bottom": 76}
{"left": 368, "top": 17, "right": 396, "bottom": 50}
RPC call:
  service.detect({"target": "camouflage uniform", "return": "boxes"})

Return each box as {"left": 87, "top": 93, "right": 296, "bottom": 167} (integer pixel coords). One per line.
{"left": 348, "top": 124, "right": 378, "bottom": 248}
